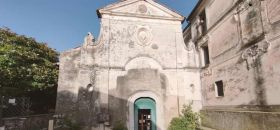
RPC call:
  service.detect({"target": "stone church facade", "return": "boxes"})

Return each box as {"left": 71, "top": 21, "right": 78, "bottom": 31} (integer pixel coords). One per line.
{"left": 56, "top": 0, "right": 280, "bottom": 130}
{"left": 184, "top": 0, "right": 280, "bottom": 130}
{"left": 56, "top": 0, "right": 201, "bottom": 130}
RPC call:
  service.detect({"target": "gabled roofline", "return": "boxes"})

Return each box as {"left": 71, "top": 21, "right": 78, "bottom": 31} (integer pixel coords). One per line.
{"left": 97, "top": 0, "right": 128, "bottom": 18}
{"left": 96, "top": 0, "right": 185, "bottom": 23}
{"left": 153, "top": 0, "right": 186, "bottom": 23}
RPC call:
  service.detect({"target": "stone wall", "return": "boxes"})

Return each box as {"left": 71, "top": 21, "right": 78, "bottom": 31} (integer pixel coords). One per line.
{"left": 201, "top": 110, "right": 280, "bottom": 130}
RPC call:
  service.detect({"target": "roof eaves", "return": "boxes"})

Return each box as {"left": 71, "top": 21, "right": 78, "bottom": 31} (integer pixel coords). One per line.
{"left": 96, "top": 0, "right": 126, "bottom": 18}
{"left": 186, "top": 0, "right": 203, "bottom": 21}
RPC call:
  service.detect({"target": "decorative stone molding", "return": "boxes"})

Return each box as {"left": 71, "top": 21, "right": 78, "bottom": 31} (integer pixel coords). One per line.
{"left": 124, "top": 56, "right": 163, "bottom": 71}
{"left": 201, "top": 68, "right": 212, "bottom": 78}
{"left": 197, "top": 35, "right": 209, "bottom": 47}
{"left": 241, "top": 41, "right": 270, "bottom": 69}
{"left": 238, "top": 0, "right": 264, "bottom": 46}
{"left": 196, "top": 17, "right": 205, "bottom": 37}
{"left": 185, "top": 40, "right": 196, "bottom": 52}
{"left": 90, "top": 67, "right": 97, "bottom": 85}
{"left": 136, "top": 26, "right": 153, "bottom": 46}
{"left": 237, "top": 0, "right": 251, "bottom": 13}
{"left": 138, "top": 4, "right": 148, "bottom": 14}
{"left": 80, "top": 32, "right": 97, "bottom": 65}
{"left": 83, "top": 32, "right": 97, "bottom": 47}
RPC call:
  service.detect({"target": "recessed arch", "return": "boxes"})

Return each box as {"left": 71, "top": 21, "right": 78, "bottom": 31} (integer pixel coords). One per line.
{"left": 127, "top": 91, "right": 164, "bottom": 130}
{"left": 124, "top": 56, "right": 163, "bottom": 71}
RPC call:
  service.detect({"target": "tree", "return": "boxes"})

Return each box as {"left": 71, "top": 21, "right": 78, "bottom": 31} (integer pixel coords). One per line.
{"left": 0, "top": 27, "right": 59, "bottom": 114}
{"left": 0, "top": 27, "right": 58, "bottom": 95}
{"left": 168, "top": 105, "right": 200, "bottom": 130}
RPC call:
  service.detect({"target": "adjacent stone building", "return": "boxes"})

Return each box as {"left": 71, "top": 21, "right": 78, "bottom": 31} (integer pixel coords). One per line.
{"left": 184, "top": 0, "right": 280, "bottom": 130}
{"left": 56, "top": 0, "right": 202, "bottom": 130}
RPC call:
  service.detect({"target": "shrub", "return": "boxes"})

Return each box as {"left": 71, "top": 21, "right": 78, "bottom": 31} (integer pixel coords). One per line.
{"left": 168, "top": 105, "right": 200, "bottom": 130}
{"left": 55, "top": 117, "right": 82, "bottom": 130}
{"left": 112, "top": 121, "right": 128, "bottom": 130}
{"left": 62, "top": 118, "right": 82, "bottom": 130}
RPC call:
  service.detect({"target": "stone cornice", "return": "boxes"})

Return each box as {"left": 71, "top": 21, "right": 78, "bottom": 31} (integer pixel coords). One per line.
{"left": 99, "top": 11, "right": 183, "bottom": 22}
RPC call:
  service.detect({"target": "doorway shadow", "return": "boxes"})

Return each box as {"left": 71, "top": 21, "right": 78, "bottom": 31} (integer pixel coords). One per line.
{"left": 56, "top": 90, "right": 163, "bottom": 130}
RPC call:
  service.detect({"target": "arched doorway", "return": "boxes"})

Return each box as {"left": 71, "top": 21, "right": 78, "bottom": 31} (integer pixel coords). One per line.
{"left": 134, "top": 98, "right": 156, "bottom": 130}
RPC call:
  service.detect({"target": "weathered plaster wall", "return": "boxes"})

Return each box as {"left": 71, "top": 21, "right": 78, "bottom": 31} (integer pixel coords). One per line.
{"left": 199, "top": 0, "right": 279, "bottom": 108}
{"left": 183, "top": 0, "right": 280, "bottom": 129}
{"left": 105, "top": 17, "right": 197, "bottom": 69}
{"left": 260, "top": 0, "right": 280, "bottom": 106}
{"left": 104, "top": 68, "right": 201, "bottom": 129}
{"left": 186, "top": 1, "right": 280, "bottom": 130}
{"left": 262, "top": 38, "right": 280, "bottom": 106}
{"left": 266, "top": 0, "right": 280, "bottom": 24}
{"left": 201, "top": 56, "right": 255, "bottom": 107}
{"left": 56, "top": 48, "right": 81, "bottom": 113}
{"left": 206, "top": 0, "right": 238, "bottom": 28}
{"left": 108, "top": 69, "right": 163, "bottom": 126}
{"left": 208, "top": 12, "right": 239, "bottom": 58}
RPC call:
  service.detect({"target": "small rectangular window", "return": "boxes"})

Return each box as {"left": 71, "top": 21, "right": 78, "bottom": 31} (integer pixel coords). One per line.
{"left": 215, "top": 80, "right": 224, "bottom": 97}
{"left": 202, "top": 45, "right": 210, "bottom": 65}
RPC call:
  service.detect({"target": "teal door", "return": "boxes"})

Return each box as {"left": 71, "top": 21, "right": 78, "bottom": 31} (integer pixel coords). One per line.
{"left": 134, "top": 98, "right": 156, "bottom": 130}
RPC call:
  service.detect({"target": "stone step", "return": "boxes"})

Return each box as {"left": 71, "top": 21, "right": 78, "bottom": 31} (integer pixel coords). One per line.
{"left": 200, "top": 126, "right": 217, "bottom": 130}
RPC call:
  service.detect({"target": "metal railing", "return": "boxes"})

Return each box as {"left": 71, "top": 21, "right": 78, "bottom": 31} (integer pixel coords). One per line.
{"left": 2, "top": 114, "right": 53, "bottom": 130}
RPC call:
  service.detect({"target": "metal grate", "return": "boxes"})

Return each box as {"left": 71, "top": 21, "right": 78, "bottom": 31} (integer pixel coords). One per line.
{"left": 2, "top": 114, "right": 52, "bottom": 130}
{"left": 1, "top": 97, "right": 31, "bottom": 118}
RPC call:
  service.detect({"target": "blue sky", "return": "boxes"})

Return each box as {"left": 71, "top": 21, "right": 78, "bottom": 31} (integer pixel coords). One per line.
{"left": 0, "top": 0, "right": 198, "bottom": 52}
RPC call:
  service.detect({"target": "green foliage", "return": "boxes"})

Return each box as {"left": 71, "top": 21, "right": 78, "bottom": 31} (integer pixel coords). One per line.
{"left": 0, "top": 27, "right": 58, "bottom": 96}
{"left": 112, "top": 121, "right": 128, "bottom": 130}
{"left": 168, "top": 105, "right": 200, "bottom": 130}
{"left": 60, "top": 118, "right": 82, "bottom": 130}
{"left": 55, "top": 117, "right": 82, "bottom": 130}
